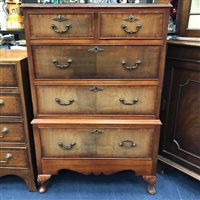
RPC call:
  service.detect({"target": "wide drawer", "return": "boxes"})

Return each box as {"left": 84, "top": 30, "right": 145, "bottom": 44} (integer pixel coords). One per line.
{"left": 32, "top": 45, "right": 161, "bottom": 79}
{"left": 0, "top": 64, "right": 17, "bottom": 87}
{"left": 0, "top": 122, "right": 25, "bottom": 143}
{"left": 36, "top": 85, "right": 157, "bottom": 115}
{"left": 0, "top": 148, "right": 28, "bottom": 168}
{"left": 29, "top": 13, "right": 94, "bottom": 38}
{"left": 40, "top": 127, "right": 154, "bottom": 158}
{"left": 0, "top": 93, "right": 21, "bottom": 116}
{"left": 99, "top": 13, "right": 164, "bottom": 39}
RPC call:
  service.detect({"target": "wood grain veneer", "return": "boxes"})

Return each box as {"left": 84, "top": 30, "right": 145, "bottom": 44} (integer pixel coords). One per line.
{"left": 0, "top": 122, "right": 25, "bottom": 143}
{"left": 0, "top": 93, "right": 21, "bottom": 116}
{"left": 36, "top": 85, "right": 157, "bottom": 115}
{"left": 32, "top": 45, "right": 161, "bottom": 79}
{"left": 0, "top": 148, "right": 28, "bottom": 168}
{"left": 40, "top": 127, "right": 154, "bottom": 158}
{"left": 99, "top": 12, "right": 164, "bottom": 39}
{"left": 29, "top": 13, "right": 94, "bottom": 38}
{"left": 0, "top": 64, "right": 17, "bottom": 86}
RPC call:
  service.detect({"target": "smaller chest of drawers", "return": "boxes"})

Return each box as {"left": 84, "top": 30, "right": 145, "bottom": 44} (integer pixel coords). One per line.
{"left": 0, "top": 49, "right": 36, "bottom": 191}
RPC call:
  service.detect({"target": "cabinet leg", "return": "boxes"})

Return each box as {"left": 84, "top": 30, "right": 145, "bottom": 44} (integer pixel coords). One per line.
{"left": 143, "top": 176, "right": 157, "bottom": 195}
{"left": 37, "top": 174, "right": 52, "bottom": 193}
{"left": 24, "top": 176, "right": 37, "bottom": 191}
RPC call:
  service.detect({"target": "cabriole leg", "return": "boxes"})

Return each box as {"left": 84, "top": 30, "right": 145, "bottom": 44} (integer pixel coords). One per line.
{"left": 143, "top": 176, "right": 157, "bottom": 195}
{"left": 37, "top": 174, "right": 52, "bottom": 193}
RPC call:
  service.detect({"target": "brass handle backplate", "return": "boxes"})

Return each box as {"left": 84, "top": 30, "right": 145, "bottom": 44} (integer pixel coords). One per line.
{"left": 89, "top": 86, "right": 103, "bottom": 92}
{"left": 119, "top": 98, "right": 139, "bottom": 105}
{"left": 0, "top": 153, "right": 12, "bottom": 163}
{"left": 58, "top": 142, "right": 76, "bottom": 151}
{"left": 88, "top": 47, "right": 104, "bottom": 53}
{"left": 0, "top": 99, "right": 5, "bottom": 107}
{"left": 91, "top": 129, "right": 103, "bottom": 135}
{"left": 121, "top": 59, "right": 141, "bottom": 70}
{"left": 52, "top": 59, "right": 72, "bottom": 69}
{"left": 119, "top": 140, "right": 137, "bottom": 148}
{"left": 0, "top": 127, "right": 9, "bottom": 138}
{"left": 55, "top": 98, "right": 74, "bottom": 106}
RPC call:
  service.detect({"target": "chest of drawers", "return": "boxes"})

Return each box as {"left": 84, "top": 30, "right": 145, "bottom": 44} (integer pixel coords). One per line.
{"left": 23, "top": 3, "right": 170, "bottom": 194}
{"left": 0, "top": 49, "right": 36, "bottom": 191}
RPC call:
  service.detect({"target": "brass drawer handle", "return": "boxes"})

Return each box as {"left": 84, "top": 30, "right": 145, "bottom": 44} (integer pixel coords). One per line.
{"left": 55, "top": 98, "right": 74, "bottom": 106}
{"left": 0, "top": 153, "right": 12, "bottom": 163}
{"left": 89, "top": 86, "right": 103, "bottom": 92}
{"left": 0, "top": 99, "right": 5, "bottom": 107}
{"left": 58, "top": 142, "right": 76, "bottom": 151}
{"left": 88, "top": 47, "right": 104, "bottom": 53}
{"left": 50, "top": 23, "right": 71, "bottom": 34}
{"left": 0, "top": 127, "right": 9, "bottom": 138}
{"left": 91, "top": 129, "right": 103, "bottom": 135}
{"left": 121, "top": 59, "right": 141, "bottom": 70}
{"left": 121, "top": 23, "right": 142, "bottom": 34}
{"left": 121, "top": 16, "right": 142, "bottom": 34}
{"left": 119, "top": 140, "right": 137, "bottom": 148}
{"left": 52, "top": 59, "right": 72, "bottom": 69}
{"left": 119, "top": 98, "right": 139, "bottom": 105}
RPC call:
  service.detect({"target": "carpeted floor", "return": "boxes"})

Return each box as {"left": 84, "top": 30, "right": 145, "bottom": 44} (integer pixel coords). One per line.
{"left": 0, "top": 164, "right": 200, "bottom": 200}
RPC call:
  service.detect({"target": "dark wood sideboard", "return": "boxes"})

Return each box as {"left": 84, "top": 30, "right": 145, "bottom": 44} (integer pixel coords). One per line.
{"left": 0, "top": 49, "right": 36, "bottom": 190}
{"left": 22, "top": 3, "right": 170, "bottom": 194}
{"left": 159, "top": 40, "right": 200, "bottom": 180}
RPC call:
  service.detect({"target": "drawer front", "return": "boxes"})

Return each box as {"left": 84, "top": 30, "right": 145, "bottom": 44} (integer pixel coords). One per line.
{"left": 99, "top": 13, "right": 164, "bottom": 39}
{"left": 0, "top": 122, "right": 25, "bottom": 143}
{"left": 0, "top": 148, "right": 28, "bottom": 168}
{"left": 29, "top": 13, "right": 94, "bottom": 38}
{"left": 0, "top": 93, "right": 21, "bottom": 116}
{"left": 0, "top": 64, "right": 17, "bottom": 87}
{"left": 40, "top": 128, "right": 154, "bottom": 158}
{"left": 33, "top": 45, "right": 160, "bottom": 79}
{"left": 36, "top": 85, "right": 157, "bottom": 115}
{"left": 33, "top": 45, "right": 95, "bottom": 79}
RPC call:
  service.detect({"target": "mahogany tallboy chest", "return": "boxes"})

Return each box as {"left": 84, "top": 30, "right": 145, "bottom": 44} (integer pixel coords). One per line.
{"left": 0, "top": 50, "right": 36, "bottom": 191}
{"left": 23, "top": 3, "right": 170, "bottom": 194}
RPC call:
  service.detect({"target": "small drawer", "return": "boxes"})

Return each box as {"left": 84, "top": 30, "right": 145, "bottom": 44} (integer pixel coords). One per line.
{"left": 0, "top": 148, "right": 28, "bottom": 168}
{"left": 0, "top": 64, "right": 17, "bottom": 87}
{"left": 99, "top": 13, "right": 164, "bottom": 39}
{"left": 36, "top": 85, "right": 157, "bottom": 115}
{"left": 29, "top": 13, "right": 94, "bottom": 38}
{"left": 0, "top": 93, "right": 21, "bottom": 116}
{"left": 32, "top": 45, "right": 161, "bottom": 79}
{"left": 0, "top": 122, "right": 25, "bottom": 143}
{"left": 40, "top": 127, "right": 155, "bottom": 158}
